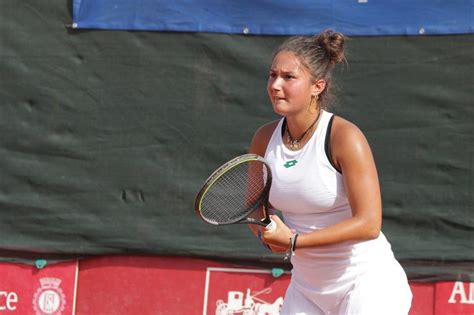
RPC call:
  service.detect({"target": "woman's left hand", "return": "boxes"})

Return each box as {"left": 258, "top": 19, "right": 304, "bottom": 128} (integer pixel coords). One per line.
{"left": 261, "top": 215, "right": 294, "bottom": 249}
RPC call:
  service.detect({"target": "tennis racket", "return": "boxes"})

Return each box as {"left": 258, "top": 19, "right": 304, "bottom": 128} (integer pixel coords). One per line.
{"left": 194, "top": 154, "right": 276, "bottom": 231}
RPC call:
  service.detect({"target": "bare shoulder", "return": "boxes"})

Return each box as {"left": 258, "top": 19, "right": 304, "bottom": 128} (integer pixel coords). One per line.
{"left": 332, "top": 116, "right": 366, "bottom": 144}
{"left": 331, "top": 116, "right": 373, "bottom": 170}
{"left": 249, "top": 119, "right": 280, "bottom": 157}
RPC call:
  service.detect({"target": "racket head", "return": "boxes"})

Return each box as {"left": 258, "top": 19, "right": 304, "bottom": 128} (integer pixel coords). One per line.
{"left": 194, "top": 154, "right": 272, "bottom": 226}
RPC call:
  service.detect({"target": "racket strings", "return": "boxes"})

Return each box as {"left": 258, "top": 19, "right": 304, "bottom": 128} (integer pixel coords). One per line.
{"left": 200, "top": 161, "right": 268, "bottom": 224}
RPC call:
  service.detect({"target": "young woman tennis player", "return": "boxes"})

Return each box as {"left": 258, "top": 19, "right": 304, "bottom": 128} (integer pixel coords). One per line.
{"left": 249, "top": 30, "right": 412, "bottom": 314}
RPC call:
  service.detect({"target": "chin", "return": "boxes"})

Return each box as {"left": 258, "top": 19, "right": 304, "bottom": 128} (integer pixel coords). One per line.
{"left": 272, "top": 102, "right": 289, "bottom": 116}
{"left": 272, "top": 106, "right": 292, "bottom": 117}
{"left": 272, "top": 107, "right": 286, "bottom": 116}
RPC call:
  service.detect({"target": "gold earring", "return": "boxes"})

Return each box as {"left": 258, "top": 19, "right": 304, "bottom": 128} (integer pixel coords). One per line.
{"left": 308, "top": 95, "right": 317, "bottom": 113}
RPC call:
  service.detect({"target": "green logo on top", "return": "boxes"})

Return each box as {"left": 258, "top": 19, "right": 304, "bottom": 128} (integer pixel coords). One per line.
{"left": 283, "top": 160, "right": 298, "bottom": 168}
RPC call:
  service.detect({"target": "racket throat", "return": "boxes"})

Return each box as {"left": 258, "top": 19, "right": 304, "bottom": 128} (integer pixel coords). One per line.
{"left": 260, "top": 217, "right": 272, "bottom": 225}
{"left": 241, "top": 217, "right": 270, "bottom": 227}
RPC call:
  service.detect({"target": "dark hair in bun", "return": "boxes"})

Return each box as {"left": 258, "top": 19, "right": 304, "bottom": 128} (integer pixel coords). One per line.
{"left": 314, "top": 29, "right": 346, "bottom": 65}
{"left": 272, "top": 29, "right": 346, "bottom": 109}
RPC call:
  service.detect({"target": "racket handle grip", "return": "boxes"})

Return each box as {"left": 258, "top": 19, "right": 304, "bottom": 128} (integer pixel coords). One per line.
{"left": 265, "top": 218, "right": 276, "bottom": 232}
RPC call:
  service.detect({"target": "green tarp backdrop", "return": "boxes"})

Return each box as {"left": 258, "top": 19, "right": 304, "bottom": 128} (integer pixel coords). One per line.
{"left": 1, "top": 1, "right": 473, "bottom": 281}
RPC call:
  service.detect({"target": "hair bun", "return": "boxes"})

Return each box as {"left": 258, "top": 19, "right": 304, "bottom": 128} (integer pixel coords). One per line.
{"left": 315, "top": 29, "right": 345, "bottom": 64}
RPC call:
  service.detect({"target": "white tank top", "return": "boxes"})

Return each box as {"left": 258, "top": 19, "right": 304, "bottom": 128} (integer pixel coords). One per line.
{"left": 265, "top": 110, "right": 355, "bottom": 233}
{"left": 265, "top": 110, "right": 348, "bottom": 216}
{"left": 265, "top": 110, "right": 397, "bottom": 289}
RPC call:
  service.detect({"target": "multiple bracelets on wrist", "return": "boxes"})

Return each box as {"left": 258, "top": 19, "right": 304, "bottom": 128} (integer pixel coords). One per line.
{"left": 258, "top": 228, "right": 300, "bottom": 258}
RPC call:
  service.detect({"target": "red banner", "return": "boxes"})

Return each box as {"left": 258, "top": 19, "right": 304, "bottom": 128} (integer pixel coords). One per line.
{"left": 0, "top": 261, "right": 78, "bottom": 315}
{"left": 1, "top": 256, "right": 473, "bottom": 315}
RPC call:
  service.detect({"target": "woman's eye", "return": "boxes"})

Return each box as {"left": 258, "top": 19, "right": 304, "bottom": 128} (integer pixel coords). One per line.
{"left": 285, "top": 75, "right": 294, "bottom": 80}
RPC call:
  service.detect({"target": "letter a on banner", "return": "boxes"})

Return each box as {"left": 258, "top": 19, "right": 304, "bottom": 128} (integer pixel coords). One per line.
{"left": 448, "top": 281, "right": 474, "bottom": 304}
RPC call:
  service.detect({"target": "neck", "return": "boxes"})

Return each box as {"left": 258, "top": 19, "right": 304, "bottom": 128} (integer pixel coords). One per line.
{"left": 284, "top": 109, "right": 322, "bottom": 150}
{"left": 286, "top": 109, "right": 322, "bottom": 138}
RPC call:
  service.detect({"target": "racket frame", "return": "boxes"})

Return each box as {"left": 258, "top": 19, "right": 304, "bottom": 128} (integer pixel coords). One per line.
{"left": 194, "top": 153, "right": 272, "bottom": 226}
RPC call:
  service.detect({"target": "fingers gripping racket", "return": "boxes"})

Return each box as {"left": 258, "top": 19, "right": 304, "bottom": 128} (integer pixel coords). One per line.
{"left": 195, "top": 154, "right": 276, "bottom": 231}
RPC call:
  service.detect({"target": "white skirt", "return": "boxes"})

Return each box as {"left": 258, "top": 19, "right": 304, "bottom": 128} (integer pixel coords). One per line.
{"left": 280, "top": 234, "right": 412, "bottom": 315}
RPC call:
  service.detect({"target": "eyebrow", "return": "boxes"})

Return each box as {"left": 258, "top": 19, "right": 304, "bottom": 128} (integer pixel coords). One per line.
{"left": 269, "top": 69, "right": 298, "bottom": 75}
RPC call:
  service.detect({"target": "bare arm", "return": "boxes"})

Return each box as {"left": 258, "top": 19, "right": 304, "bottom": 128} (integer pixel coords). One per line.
{"left": 248, "top": 121, "right": 288, "bottom": 252}
{"left": 262, "top": 117, "right": 382, "bottom": 249}
{"left": 247, "top": 120, "right": 278, "bottom": 240}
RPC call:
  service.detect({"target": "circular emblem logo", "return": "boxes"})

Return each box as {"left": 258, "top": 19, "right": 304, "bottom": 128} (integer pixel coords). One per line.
{"left": 33, "top": 278, "right": 66, "bottom": 315}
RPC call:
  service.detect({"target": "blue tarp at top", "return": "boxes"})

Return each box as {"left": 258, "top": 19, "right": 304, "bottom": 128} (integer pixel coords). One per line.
{"left": 72, "top": 0, "right": 473, "bottom": 36}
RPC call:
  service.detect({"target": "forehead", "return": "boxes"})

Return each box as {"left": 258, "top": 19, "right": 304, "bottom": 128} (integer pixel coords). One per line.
{"left": 270, "top": 51, "right": 307, "bottom": 73}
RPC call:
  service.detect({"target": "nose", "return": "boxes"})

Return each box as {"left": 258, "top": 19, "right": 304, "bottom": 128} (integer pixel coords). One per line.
{"left": 270, "top": 77, "right": 282, "bottom": 91}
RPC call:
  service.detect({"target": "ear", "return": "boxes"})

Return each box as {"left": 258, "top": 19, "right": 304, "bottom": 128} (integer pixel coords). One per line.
{"left": 311, "top": 79, "right": 326, "bottom": 96}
